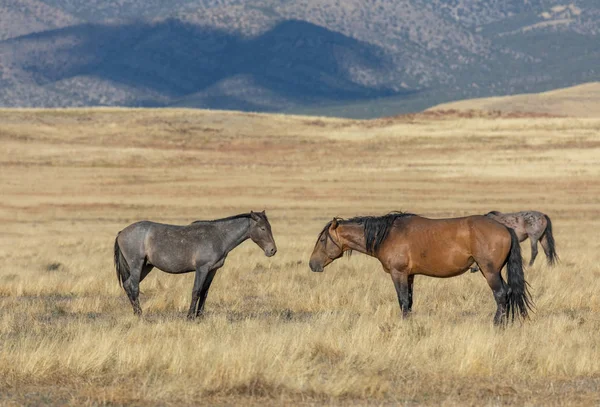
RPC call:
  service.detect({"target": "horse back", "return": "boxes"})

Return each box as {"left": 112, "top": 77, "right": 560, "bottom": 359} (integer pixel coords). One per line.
{"left": 144, "top": 222, "right": 221, "bottom": 273}
{"left": 488, "top": 211, "right": 545, "bottom": 241}
{"left": 118, "top": 221, "right": 215, "bottom": 273}
{"left": 380, "top": 215, "right": 510, "bottom": 276}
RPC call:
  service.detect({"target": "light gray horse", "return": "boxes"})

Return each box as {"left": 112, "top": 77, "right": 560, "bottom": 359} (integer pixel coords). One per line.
{"left": 472, "top": 210, "right": 557, "bottom": 272}
{"left": 114, "top": 211, "right": 277, "bottom": 319}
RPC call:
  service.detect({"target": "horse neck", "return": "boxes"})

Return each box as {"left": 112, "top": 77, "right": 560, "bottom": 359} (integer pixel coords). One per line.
{"left": 337, "top": 223, "right": 370, "bottom": 256}
{"left": 215, "top": 217, "right": 252, "bottom": 254}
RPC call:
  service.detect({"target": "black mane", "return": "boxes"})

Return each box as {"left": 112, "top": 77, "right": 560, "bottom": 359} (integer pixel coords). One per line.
{"left": 192, "top": 212, "right": 267, "bottom": 224}
{"left": 349, "top": 212, "right": 415, "bottom": 254}
{"left": 319, "top": 211, "right": 415, "bottom": 255}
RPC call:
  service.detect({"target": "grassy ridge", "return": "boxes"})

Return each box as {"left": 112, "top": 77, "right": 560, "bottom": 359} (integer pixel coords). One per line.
{"left": 429, "top": 82, "right": 600, "bottom": 117}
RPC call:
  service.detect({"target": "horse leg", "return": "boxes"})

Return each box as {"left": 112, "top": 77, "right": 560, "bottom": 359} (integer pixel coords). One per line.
{"left": 196, "top": 269, "right": 218, "bottom": 317}
{"left": 187, "top": 266, "right": 211, "bottom": 320}
{"left": 407, "top": 275, "right": 414, "bottom": 312}
{"left": 390, "top": 270, "right": 411, "bottom": 318}
{"left": 540, "top": 233, "right": 556, "bottom": 265}
{"left": 528, "top": 236, "right": 539, "bottom": 267}
{"left": 139, "top": 263, "right": 154, "bottom": 284}
{"left": 123, "top": 258, "right": 144, "bottom": 316}
{"left": 481, "top": 265, "right": 508, "bottom": 325}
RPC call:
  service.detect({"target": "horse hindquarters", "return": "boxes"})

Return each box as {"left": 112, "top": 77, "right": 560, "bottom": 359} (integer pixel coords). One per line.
{"left": 114, "top": 228, "right": 147, "bottom": 316}
{"left": 114, "top": 234, "right": 130, "bottom": 287}
{"left": 474, "top": 221, "right": 531, "bottom": 324}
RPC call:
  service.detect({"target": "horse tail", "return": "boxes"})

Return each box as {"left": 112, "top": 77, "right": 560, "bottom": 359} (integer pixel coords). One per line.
{"left": 114, "top": 233, "right": 130, "bottom": 287}
{"left": 542, "top": 214, "right": 558, "bottom": 266}
{"left": 505, "top": 227, "right": 533, "bottom": 321}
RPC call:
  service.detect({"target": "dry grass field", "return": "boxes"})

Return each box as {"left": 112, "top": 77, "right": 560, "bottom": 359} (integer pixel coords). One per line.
{"left": 0, "top": 108, "right": 599, "bottom": 406}
{"left": 430, "top": 82, "right": 600, "bottom": 118}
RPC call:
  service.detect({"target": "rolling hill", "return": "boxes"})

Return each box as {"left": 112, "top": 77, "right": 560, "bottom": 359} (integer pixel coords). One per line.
{"left": 429, "top": 82, "right": 600, "bottom": 117}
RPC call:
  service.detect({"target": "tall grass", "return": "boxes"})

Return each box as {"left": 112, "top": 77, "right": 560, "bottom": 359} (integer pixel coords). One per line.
{"left": 0, "top": 109, "right": 599, "bottom": 405}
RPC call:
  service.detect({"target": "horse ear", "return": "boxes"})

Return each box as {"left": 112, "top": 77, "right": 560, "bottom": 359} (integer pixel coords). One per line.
{"left": 331, "top": 218, "right": 339, "bottom": 229}
{"left": 250, "top": 211, "right": 260, "bottom": 221}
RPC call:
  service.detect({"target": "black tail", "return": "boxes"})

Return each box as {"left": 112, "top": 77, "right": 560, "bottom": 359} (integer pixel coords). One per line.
{"left": 543, "top": 215, "right": 558, "bottom": 266}
{"left": 505, "top": 227, "right": 534, "bottom": 321}
{"left": 114, "top": 234, "right": 130, "bottom": 287}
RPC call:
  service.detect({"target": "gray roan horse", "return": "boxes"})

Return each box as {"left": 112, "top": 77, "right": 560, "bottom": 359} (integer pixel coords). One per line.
{"left": 114, "top": 211, "right": 277, "bottom": 319}
{"left": 471, "top": 211, "right": 557, "bottom": 272}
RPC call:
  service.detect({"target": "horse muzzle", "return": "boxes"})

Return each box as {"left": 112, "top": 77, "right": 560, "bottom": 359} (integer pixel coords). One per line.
{"left": 309, "top": 260, "right": 324, "bottom": 273}
{"left": 264, "top": 246, "right": 277, "bottom": 257}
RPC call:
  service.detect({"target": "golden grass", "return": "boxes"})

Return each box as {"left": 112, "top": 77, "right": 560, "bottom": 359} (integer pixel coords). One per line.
{"left": 429, "top": 82, "right": 600, "bottom": 117}
{"left": 0, "top": 108, "right": 599, "bottom": 405}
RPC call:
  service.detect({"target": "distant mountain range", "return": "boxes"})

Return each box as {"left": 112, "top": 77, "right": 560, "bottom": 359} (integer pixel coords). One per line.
{"left": 0, "top": 0, "right": 598, "bottom": 117}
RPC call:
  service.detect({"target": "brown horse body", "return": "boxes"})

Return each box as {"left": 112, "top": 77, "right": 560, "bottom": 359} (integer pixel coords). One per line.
{"left": 309, "top": 212, "right": 532, "bottom": 325}
{"left": 485, "top": 211, "right": 557, "bottom": 266}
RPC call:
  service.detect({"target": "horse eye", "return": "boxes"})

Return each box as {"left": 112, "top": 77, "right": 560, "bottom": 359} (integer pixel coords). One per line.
{"left": 260, "top": 227, "right": 266, "bottom": 231}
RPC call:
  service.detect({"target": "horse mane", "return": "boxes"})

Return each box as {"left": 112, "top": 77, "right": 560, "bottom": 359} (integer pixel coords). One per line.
{"left": 352, "top": 211, "right": 415, "bottom": 254}
{"left": 485, "top": 211, "right": 502, "bottom": 217}
{"left": 191, "top": 212, "right": 267, "bottom": 224}
{"left": 320, "top": 211, "right": 415, "bottom": 255}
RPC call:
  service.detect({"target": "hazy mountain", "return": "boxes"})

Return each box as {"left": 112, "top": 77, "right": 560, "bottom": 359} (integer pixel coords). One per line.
{"left": 0, "top": 0, "right": 598, "bottom": 117}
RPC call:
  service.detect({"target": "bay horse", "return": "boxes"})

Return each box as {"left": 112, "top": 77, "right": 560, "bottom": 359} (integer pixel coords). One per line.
{"left": 485, "top": 211, "right": 557, "bottom": 267}
{"left": 114, "top": 211, "right": 277, "bottom": 319}
{"left": 309, "top": 212, "right": 533, "bottom": 325}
